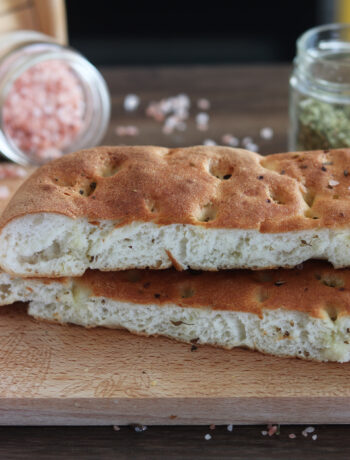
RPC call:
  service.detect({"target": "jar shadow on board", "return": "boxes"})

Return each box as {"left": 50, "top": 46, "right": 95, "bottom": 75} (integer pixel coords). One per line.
{"left": 289, "top": 23, "right": 350, "bottom": 152}
{"left": 0, "top": 30, "right": 110, "bottom": 165}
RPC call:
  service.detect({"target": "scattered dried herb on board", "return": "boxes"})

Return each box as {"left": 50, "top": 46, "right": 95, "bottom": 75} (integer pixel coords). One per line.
{"left": 297, "top": 98, "right": 350, "bottom": 150}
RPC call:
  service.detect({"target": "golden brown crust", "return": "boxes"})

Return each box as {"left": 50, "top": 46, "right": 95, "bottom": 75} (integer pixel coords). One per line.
{"left": 74, "top": 260, "right": 350, "bottom": 319}
{"left": 2, "top": 146, "right": 350, "bottom": 232}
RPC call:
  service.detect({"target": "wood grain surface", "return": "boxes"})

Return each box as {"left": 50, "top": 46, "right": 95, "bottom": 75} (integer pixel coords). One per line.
{"left": 0, "top": 301, "right": 350, "bottom": 425}
{"left": 3, "top": 65, "right": 350, "bottom": 458}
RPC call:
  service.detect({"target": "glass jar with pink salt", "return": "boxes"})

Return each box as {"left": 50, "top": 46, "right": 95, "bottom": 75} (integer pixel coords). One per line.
{"left": 0, "top": 30, "right": 110, "bottom": 165}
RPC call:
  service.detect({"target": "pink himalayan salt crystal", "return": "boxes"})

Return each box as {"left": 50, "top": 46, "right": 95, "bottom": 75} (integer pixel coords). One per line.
{"left": 0, "top": 185, "right": 9, "bottom": 199}
{"left": 267, "top": 424, "right": 278, "bottom": 436}
{"left": 260, "top": 127, "right": 274, "bottom": 140}
{"left": 203, "top": 139, "right": 216, "bottom": 146}
{"left": 115, "top": 125, "right": 139, "bottom": 136}
{"left": 123, "top": 94, "right": 140, "bottom": 112}
{"left": 197, "top": 98, "right": 210, "bottom": 110}
{"left": 3, "top": 60, "right": 85, "bottom": 160}
{"left": 221, "top": 134, "right": 239, "bottom": 147}
{"left": 146, "top": 94, "right": 190, "bottom": 131}
{"left": 196, "top": 112, "right": 209, "bottom": 131}
{"left": 0, "top": 164, "right": 27, "bottom": 179}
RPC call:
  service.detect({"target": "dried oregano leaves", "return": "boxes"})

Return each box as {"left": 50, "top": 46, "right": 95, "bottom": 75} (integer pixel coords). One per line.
{"left": 297, "top": 98, "right": 350, "bottom": 150}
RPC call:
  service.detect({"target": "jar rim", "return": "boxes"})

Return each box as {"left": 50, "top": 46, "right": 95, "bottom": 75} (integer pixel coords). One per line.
{"left": 297, "top": 23, "right": 350, "bottom": 68}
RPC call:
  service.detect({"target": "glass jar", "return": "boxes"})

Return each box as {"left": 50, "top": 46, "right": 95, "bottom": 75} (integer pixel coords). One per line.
{"left": 0, "top": 30, "right": 110, "bottom": 165}
{"left": 289, "top": 23, "right": 350, "bottom": 151}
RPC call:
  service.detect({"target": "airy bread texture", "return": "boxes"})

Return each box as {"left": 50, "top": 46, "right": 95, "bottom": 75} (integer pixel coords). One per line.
{"left": 1, "top": 261, "right": 350, "bottom": 362}
{"left": 2, "top": 146, "right": 350, "bottom": 276}
{"left": 1, "top": 214, "right": 350, "bottom": 276}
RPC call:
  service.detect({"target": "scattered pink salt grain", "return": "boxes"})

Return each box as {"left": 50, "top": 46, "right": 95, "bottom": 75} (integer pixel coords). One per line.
{"left": 246, "top": 142, "right": 259, "bottom": 152}
{"left": 196, "top": 112, "right": 209, "bottom": 131}
{"left": 146, "top": 103, "right": 165, "bottom": 122}
{"left": 268, "top": 425, "right": 278, "bottom": 436}
{"left": 302, "top": 426, "right": 315, "bottom": 437}
{"left": 203, "top": 139, "right": 216, "bottom": 146}
{"left": 204, "top": 434, "right": 212, "bottom": 440}
{"left": 3, "top": 60, "right": 85, "bottom": 160}
{"left": 221, "top": 134, "right": 239, "bottom": 147}
{"left": 146, "top": 94, "right": 190, "bottom": 135}
{"left": 289, "top": 433, "right": 296, "bottom": 439}
{"left": 197, "top": 98, "right": 210, "bottom": 110}
{"left": 113, "top": 425, "right": 120, "bottom": 431}
{"left": 124, "top": 94, "right": 140, "bottom": 112}
{"left": 162, "top": 115, "right": 183, "bottom": 134}
{"left": 0, "top": 185, "right": 9, "bottom": 199}
{"left": 209, "top": 424, "right": 216, "bottom": 430}
{"left": 134, "top": 425, "right": 147, "bottom": 432}
{"left": 242, "top": 136, "right": 253, "bottom": 147}
{"left": 260, "top": 127, "right": 274, "bottom": 140}
{"left": 115, "top": 125, "right": 139, "bottom": 136}
{"left": 146, "top": 94, "right": 190, "bottom": 130}
{"left": 0, "top": 164, "right": 27, "bottom": 179}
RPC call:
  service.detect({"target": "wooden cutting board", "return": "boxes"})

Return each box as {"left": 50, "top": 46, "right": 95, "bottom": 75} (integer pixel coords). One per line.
{"left": 0, "top": 303, "right": 350, "bottom": 426}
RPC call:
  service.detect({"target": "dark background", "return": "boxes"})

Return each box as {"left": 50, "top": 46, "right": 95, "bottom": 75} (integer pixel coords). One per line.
{"left": 66, "top": 0, "right": 335, "bottom": 66}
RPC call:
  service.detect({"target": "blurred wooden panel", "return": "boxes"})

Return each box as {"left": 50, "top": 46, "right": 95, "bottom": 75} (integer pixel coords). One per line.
{"left": 0, "top": 0, "right": 67, "bottom": 43}
{"left": 0, "top": 7, "right": 37, "bottom": 33}
{"left": 34, "top": 0, "right": 67, "bottom": 44}
{"left": 0, "top": 0, "right": 28, "bottom": 15}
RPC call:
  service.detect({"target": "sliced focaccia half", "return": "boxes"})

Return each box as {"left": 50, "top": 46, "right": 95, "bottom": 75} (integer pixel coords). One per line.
{"left": 1, "top": 146, "right": 350, "bottom": 276}
{"left": 0, "top": 261, "right": 350, "bottom": 362}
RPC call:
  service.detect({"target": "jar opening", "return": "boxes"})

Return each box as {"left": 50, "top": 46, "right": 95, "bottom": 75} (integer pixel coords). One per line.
{"left": 296, "top": 23, "right": 350, "bottom": 87}
{"left": 0, "top": 41, "right": 110, "bottom": 165}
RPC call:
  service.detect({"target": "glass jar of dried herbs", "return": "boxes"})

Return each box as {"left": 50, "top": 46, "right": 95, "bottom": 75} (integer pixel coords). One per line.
{"left": 289, "top": 24, "right": 350, "bottom": 151}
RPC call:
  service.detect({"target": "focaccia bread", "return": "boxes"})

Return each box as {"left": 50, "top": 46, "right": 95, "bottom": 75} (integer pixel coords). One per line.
{"left": 0, "top": 145, "right": 350, "bottom": 276}
{"left": 0, "top": 261, "right": 350, "bottom": 362}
